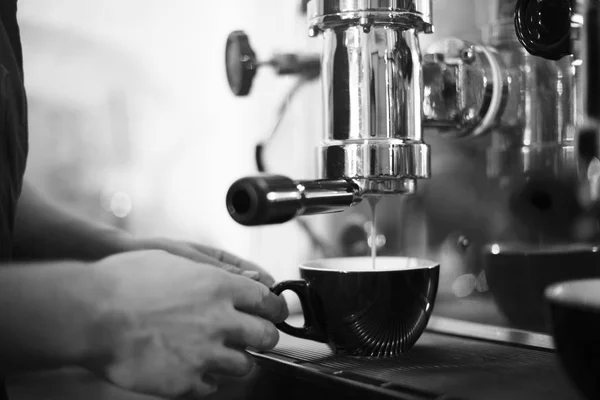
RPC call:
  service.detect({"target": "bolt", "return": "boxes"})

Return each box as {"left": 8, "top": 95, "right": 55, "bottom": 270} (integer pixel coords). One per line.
{"left": 359, "top": 17, "right": 371, "bottom": 33}
{"left": 462, "top": 108, "right": 478, "bottom": 124}
{"left": 460, "top": 47, "right": 476, "bottom": 64}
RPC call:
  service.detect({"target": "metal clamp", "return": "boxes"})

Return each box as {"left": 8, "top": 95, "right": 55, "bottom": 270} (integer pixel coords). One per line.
{"left": 423, "top": 38, "right": 508, "bottom": 138}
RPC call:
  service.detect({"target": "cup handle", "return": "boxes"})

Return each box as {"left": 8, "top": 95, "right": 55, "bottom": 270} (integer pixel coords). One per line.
{"left": 271, "top": 280, "right": 327, "bottom": 343}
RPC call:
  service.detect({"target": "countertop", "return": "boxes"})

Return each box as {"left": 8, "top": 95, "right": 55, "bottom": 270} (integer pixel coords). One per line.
{"left": 5, "top": 311, "right": 583, "bottom": 400}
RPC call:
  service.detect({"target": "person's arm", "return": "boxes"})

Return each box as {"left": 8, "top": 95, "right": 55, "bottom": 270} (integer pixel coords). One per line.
{"left": 0, "top": 260, "right": 103, "bottom": 375}
{"left": 11, "top": 182, "right": 275, "bottom": 285}
{"left": 11, "top": 182, "right": 130, "bottom": 262}
{"left": 0, "top": 251, "right": 287, "bottom": 398}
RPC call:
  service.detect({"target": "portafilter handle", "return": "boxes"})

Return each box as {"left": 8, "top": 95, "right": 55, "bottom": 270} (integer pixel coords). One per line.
{"left": 226, "top": 175, "right": 360, "bottom": 226}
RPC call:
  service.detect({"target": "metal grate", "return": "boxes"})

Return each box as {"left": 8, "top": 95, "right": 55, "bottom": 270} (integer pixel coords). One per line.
{"left": 255, "top": 327, "right": 582, "bottom": 400}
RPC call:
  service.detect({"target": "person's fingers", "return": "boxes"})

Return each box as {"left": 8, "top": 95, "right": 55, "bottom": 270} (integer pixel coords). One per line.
{"left": 165, "top": 244, "right": 233, "bottom": 269}
{"left": 188, "top": 244, "right": 275, "bottom": 287}
{"left": 145, "top": 239, "right": 263, "bottom": 282}
{"left": 133, "top": 238, "right": 267, "bottom": 283}
{"left": 226, "top": 275, "right": 289, "bottom": 322}
{"left": 207, "top": 348, "right": 255, "bottom": 377}
{"left": 153, "top": 243, "right": 261, "bottom": 281}
{"left": 221, "top": 311, "right": 280, "bottom": 351}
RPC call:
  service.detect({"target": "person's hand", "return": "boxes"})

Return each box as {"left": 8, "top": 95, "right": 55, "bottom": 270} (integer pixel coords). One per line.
{"left": 84, "top": 250, "right": 288, "bottom": 399}
{"left": 122, "top": 237, "right": 275, "bottom": 287}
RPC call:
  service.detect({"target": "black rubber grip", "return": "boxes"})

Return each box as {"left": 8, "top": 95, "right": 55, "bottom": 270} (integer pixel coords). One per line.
{"left": 226, "top": 175, "right": 301, "bottom": 226}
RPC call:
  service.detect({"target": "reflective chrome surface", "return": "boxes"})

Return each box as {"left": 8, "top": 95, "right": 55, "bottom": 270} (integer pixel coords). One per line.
{"left": 572, "top": 0, "right": 600, "bottom": 211}
{"left": 423, "top": 38, "right": 508, "bottom": 138}
{"left": 307, "top": 0, "right": 433, "bottom": 34}
{"left": 484, "top": 19, "right": 578, "bottom": 180}
{"left": 320, "top": 28, "right": 423, "bottom": 144}
{"left": 427, "top": 316, "right": 554, "bottom": 350}
{"left": 320, "top": 142, "right": 428, "bottom": 195}
{"left": 298, "top": 180, "right": 362, "bottom": 214}
{"left": 318, "top": 25, "right": 430, "bottom": 193}
{"left": 308, "top": 0, "right": 433, "bottom": 15}
{"left": 573, "top": 0, "right": 600, "bottom": 126}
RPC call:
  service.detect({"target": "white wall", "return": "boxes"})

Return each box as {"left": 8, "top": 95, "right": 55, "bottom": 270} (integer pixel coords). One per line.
{"left": 19, "top": 0, "right": 321, "bottom": 287}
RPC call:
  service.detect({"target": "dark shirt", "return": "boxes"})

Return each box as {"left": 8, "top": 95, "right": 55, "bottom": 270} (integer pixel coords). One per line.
{"left": 0, "top": 0, "right": 28, "bottom": 262}
{"left": 0, "top": 0, "right": 28, "bottom": 398}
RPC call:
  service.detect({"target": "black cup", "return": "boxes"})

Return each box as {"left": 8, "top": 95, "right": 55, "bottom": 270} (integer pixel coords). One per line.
{"left": 483, "top": 243, "right": 600, "bottom": 332}
{"left": 271, "top": 257, "right": 439, "bottom": 357}
{"left": 546, "top": 280, "right": 600, "bottom": 400}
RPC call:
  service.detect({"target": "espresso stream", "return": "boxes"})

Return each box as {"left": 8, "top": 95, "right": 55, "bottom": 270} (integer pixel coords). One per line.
{"left": 366, "top": 196, "right": 381, "bottom": 270}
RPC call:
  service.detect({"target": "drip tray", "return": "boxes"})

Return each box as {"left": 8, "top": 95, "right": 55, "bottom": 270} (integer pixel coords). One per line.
{"left": 249, "top": 316, "right": 582, "bottom": 400}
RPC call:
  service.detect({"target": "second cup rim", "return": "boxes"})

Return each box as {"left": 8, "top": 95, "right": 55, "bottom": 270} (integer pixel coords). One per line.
{"left": 299, "top": 256, "right": 439, "bottom": 273}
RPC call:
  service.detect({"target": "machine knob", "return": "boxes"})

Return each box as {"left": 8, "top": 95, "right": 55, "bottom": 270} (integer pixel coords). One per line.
{"left": 225, "top": 31, "right": 321, "bottom": 97}
{"left": 225, "top": 30, "right": 258, "bottom": 96}
{"left": 514, "top": 0, "right": 573, "bottom": 60}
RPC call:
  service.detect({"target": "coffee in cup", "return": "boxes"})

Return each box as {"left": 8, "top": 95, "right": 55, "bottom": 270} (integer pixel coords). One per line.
{"left": 271, "top": 257, "right": 439, "bottom": 357}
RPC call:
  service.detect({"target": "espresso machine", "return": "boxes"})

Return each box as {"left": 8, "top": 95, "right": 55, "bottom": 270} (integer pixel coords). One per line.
{"left": 224, "top": 0, "right": 600, "bottom": 398}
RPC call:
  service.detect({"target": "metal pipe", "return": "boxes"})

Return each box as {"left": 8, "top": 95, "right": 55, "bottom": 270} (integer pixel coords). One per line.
{"left": 575, "top": 0, "right": 600, "bottom": 123}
